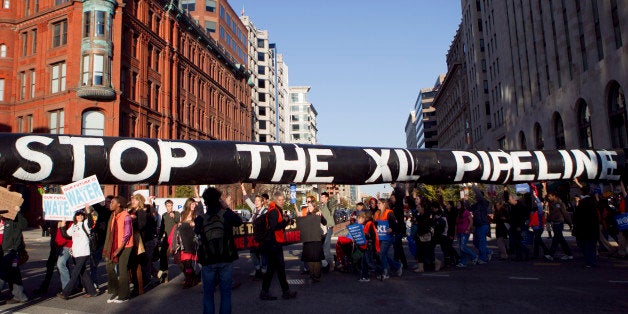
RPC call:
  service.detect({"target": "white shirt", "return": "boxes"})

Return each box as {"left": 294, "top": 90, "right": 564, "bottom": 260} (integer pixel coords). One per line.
{"left": 67, "top": 221, "right": 91, "bottom": 257}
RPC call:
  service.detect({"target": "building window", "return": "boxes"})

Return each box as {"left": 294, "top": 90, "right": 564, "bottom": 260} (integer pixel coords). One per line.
{"left": 3, "top": 1, "right": 8, "bottom": 9}
{"left": 611, "top": 0, "right": 622, "bottom": 48}
{"left": 577, "top": 99, "right": 593, "bottom": 148}
{"left": 81, "top": 110, "right": 104, "bottom": 136}
{"left": 591, "top": 0, "right": 603, "bottom": 61}
{"left": 25, "top": 0, "right": 30, "bottom": 16}
{"left": 608, "top": 81, "right": 627, "bottom": 148}
{"left": 258, "top": 79, "right": 265, "bottom": 88}
{"left": 82, "top": 55, "right": 89, "bottom": 85}
{"left": 206, "top": 0, "right": 216, "bottom": 12}
{"left": 259, "top": 120, "right": 266, "bottom": 130}
{"left": 181, "top": 0, "right": 195, "bottom": 11}
{"left": 131, "top": 72, "right": 138, "bottom": 101}
{"left": 93, "top": 54, "right": 104, "bottom": 85}
{"left": 52, "top": 20, "right": 67, "bottom": 47}
{"left": 257, "top": 52, "right": 264, "bottom": 61}
{"left": 205, "top": 21, "right": 216, "bottom": 33}
{"left": 147, "top": 10, "right": 153, "bottom": 30}
{"left": 534, "top": 123, "right": 544, "bottom": 149}
{"left": 257, "top": 66, "right": 265, "bottom": 75}
{"left": 51, "top": 61, "right": 66, "bottom": 93}
{"left": 553, "top": 112, "right": 566, "bottom": 149}
{"left": 258, "top": 107, "right": 266, "bottom": 116}
{"left": 257, "top": 39, "right": 264, "bottom": 48}
{"left": 55, "top": 0, "right": 69, "bottom": 5}
{"left": 519, "top": 131, "right": 527, "bottom": 149}
{"left": 148, "top": 44, "right": 153, "bottom": 69}
{"left": 95, "top": 11, "right": 106, "bottom": 37}
{"left": 30, "top": 69, "right": 35, "bottom": 98}
{"left": 19, "top": 72, "right": 26, "bottom": 100}
{"left": 258, "top": 92, "right": 266, "bottom": 102}
{"left": 49, "top": 109, "right": 64, "bottom": 134}
{"left": 31, "top": 29, "right": 37, "bottom": 54}
{"left": 0, "top": 44, "right": 5, "bottom": 57}
{"left": 132, "top": 34, "right": 139, "bottom": 58}
{"left": 21, "top": 32, "right": 27, "bottom": 56}
{"left": 0, "top": 78, "right": 4, "bottom": 101}
{"left": 83, "top": 11, "right": 91, "bottom": 37}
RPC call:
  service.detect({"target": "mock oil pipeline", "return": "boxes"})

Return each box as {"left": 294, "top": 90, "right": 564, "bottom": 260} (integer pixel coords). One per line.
{"left": 0, "top": 133, "right": 625, "bottom": 185}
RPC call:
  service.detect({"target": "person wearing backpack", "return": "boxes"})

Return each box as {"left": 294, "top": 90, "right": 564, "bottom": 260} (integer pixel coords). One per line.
{"left": 259, "top": 192, "right": 298, "bottom": 300}
{"left": 58, "top": 210, "right": 98, "bottom": 300}
{"left": 195, "top": 187, "right": 242, "bottom": 314}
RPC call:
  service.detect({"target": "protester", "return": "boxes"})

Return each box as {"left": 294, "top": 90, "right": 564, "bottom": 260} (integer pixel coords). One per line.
{"left": 414, "top": 200, "right": 437, "bottom": 272}
{"left": 58, "top": 209, "right": 98, "bottom": 300}
{"left": 493, "top": 201, "right": 510, "bottom": 260}
{"left": 374, "top": 198, "right": 402, "bottom": 279}
{"left": 471, "top": 187, "right": 492, "bottom": 264}
{"left": 136, "top": 196, "right": 158, "bottom": 285}
{"left": 0, "top": 206, "right": 28, "bottom": 303}
{"left": 158, "top": 199, "right": 180, "bottom": 283}
{"left": 260, "top": 192, "right": 297, "bottom": 300}
{"left": 33, "top": 219, "right": 62, "bottom": 295}
{"left": 241, "top": 183, "right": 267, "bottom": 279}
{"left": 319, "top": 192, "right": 335, "bottom": 271}
{"left": 529, "top": 192, "right": 553, "bottom": 261}
{"left": 545, "top": 190, "right": 574, "bottom": 260}
{"left": 56, "top": 220, "right": 74, "bottom": 291}
{"left": 296, "top": 200, "right": 326, "bottom": 282}
{"left": 358, "top": 211, "right": 381, "bottom": 282}
{"left": 390, "top": 183, "right": 409, "bottom": 269}
{"left": 104, "top": 196, "right": 133, "bottom": 303}
{"left": 444, "top": 200, "right": 460, "bottom": 266}
{"left": 89, "top": 195, "right": 112, "bottom": 290}
{"left": 456, "top": 201, "right": 477, "bottom": 268}
{"left": 506, "top": 189, "right": 531, "bottom": 261}
{"left": 171, "top": 198, "right": 199, "bottom": 289}
{"left": 573, "top": 185, "right": 600, "bottom": 268}
{"left": 195, "top": 187, "right": 243, "bottom": 314}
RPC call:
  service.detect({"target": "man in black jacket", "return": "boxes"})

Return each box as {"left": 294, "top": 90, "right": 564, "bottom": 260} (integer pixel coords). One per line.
{"left": 195, "top": 187, "right": 242, "bottom": 314}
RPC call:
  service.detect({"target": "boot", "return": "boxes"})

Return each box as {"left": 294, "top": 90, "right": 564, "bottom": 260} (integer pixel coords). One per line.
{"left": 413, "top": 263, "right": 424, "bottom": 273}
{"left": 434, "top": 259, "right": 441, "bottom": 272}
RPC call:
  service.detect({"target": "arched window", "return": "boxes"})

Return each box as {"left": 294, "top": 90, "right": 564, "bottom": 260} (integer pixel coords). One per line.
{"left": 577, "top": 99, "right": 593, "bottom": 148}
{"left": 519, "top": 130, "right": 527, "bottom": 149}
{"left": 534, "top": 122, "right": 544, "bottom": 149}
{"left": 81, "top": 110, "right": 104, "bottom": 136}
{"left": 608, "top": 81, "right": 627, "bottom": 148}
{"left": 0, "top": 44, "right": 6, "bottom": 58}
{"left": 553, "top": 112, "right": 566, "bottom": 149}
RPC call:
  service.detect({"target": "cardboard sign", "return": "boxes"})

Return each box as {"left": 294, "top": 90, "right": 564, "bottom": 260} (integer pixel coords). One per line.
{"left": 616, "top": 213, "right": 628, "bottom": 231}
{"left": 375, "top": 220, "right": 391, "bottom": 241}
{"left": 42, "top": 194, "right": 74, "bottom": 221}
{"left": 0, "top": 186, "right": 23, "bottom": 220}
{"left": 61, "top": 175, "right": 105, "bottom": 211}
{"left": 347, "top": 223, "right": 366, "bottom": 245}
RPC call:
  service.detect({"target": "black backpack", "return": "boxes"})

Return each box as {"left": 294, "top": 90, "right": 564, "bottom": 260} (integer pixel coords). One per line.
{"left": 434, "top": 216, "right": 447, "bottom": 236}
{"left": 197, "top": 209, "right": 231, "bottom": 262}
{"left": 253, "top": 210, "right": 268, "bottom": 243}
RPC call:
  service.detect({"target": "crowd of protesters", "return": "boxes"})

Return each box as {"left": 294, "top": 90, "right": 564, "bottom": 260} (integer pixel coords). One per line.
{"left": 1, "top": 177, "right": 627, "bottom": 312}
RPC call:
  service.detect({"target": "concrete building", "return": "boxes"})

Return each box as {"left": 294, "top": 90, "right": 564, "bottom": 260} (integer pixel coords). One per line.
{"left": 459, "top": 0, "right": 628, "bottom": 150}
{"left": 0, "top": 0, "right": 251, "bottom": 200}
{"left": 433, "top": 25, "right": 471, "bottom": 149}
{"left": 404, "top": 110, "right": 417, "bottom": 148}
{"left": 240, "top": 15, "right": 288, "bottom": 143}
{"left": 288, "top": 86, "right": 317, "bottom": 144}
{"left": 410, "top": 75, "right": 445, "bottom": 149}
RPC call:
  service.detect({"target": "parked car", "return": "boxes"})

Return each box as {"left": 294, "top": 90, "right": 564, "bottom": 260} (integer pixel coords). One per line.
{"left": 333, "top": 208, "right": 351, "bottom": 224}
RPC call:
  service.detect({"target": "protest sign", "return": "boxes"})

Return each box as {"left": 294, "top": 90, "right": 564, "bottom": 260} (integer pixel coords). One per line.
{"left": 42, "top": 194, "right": 74, "bottom": 221}
{"left": 0, "top": 186, "right": 23, "bottom": 220}
{"left": 616, "top": 213, "right": 628, "bottom": 231}
{"left": 61, "top": 175, "right": 105, "bottom": 211}
{"left": 375, "top": 220, "right": 391, "bottom": 241}
{"left": 347, "top": 223, "right": 366, "bottom": 245}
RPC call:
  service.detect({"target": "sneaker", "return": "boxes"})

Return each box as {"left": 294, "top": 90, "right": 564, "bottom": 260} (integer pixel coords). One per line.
{"left": 561, "top": 255, "right": 574, "bottom": 260}
{"left": 487, "top": 252, "right": 493, "bottom": 262}
{"left": 477, "top": 260, "right": 487, "bottom": 265}
{"left": 6, "top": 298, "right": 27, "bottom": 304}
{"left": 113, "top": 298, "right": 128, "bottom": 304}
{"left": 376, "top": 274, "right": 389, "bottom": 281}
{"left": 281, "top": 290, "right": 297, "bottom": 300}
{"left": 249, "top": 269, "right": 257, "bottom": 276}
{"left": 107, "top": 295, "right": 119, "bottom": 304}
{"left": 455, "top": 263, "right": 467, "bottom": 268}
{"left": 544, "top": 255, "right": 554, "bottom": 261}
{"left": 259, "top": 291, "right": 277, "bottom": 301}
{"left": 358, "top": 277, "right": 370, "bottom": 282}
{"left": 471, "top": 258, "right": 479, "bottom": 265}
{"left": 396, "top": 267, "right": 403, "bottom": 277}
{"left": 57, "top": 293, "right": 68, "bottom": 300}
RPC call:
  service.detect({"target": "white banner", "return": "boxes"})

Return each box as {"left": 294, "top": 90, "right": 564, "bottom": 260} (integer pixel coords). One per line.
{"left": 61, "top": 175, "right": 105, "bottom": 211}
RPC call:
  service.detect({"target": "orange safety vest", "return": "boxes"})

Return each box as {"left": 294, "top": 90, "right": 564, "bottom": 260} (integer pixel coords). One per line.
{"left": 374, "top": 209, "right": 394, "bottom": 221}
{"left": 111, "top": 210, "right": 134, "bottom": 250}
{"left": 268, "top": 202, "right": 286, "bottom": 244}
{"left": 363, "top": 220, "right": 380, "bottom": 253}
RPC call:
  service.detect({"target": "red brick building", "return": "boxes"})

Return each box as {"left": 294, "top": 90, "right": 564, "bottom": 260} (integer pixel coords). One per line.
{"left": 0, "top": 0, "right": 252, "bottom": 212}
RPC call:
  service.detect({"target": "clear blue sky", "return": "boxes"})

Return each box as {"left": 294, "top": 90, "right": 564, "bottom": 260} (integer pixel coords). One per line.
{"left": 228, "top": 0, "right": 462, "bottom": 195}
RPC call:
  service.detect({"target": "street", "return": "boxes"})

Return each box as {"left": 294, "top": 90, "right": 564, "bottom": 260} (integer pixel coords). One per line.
{"left": 2, "top": 228, "right": 627, "bottom": 314}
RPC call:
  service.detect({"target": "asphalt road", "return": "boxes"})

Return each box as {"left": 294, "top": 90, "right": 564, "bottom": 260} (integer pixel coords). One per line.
{"left": 1, "top": 228, "right": 627, "bottom": 314}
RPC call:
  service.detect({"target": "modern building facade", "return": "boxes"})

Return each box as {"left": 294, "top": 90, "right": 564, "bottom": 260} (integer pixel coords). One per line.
{"left": 288, "top": 86, "right": 317, "bottom": 144}
{"left": 0, "top": 0, "right": 251, "bottom": 199}
{"left": 410, "top": 75, "right": 444, "bottom": 149}
{"left": 433, "top": 25, "right": 471, "bottom": 149}
{"left": 240, "top": 15, "right": 288, "bottom": 143}
{"left": 404, "top": 110, "right": 417, "bottom": 148}
{"left": 459, "top": 0, "right": 628, "bottom": 150}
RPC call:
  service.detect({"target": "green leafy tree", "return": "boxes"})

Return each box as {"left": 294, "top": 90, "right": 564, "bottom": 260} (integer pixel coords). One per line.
{"left": 174, "top": 185, "right": 195, "bottom": 198}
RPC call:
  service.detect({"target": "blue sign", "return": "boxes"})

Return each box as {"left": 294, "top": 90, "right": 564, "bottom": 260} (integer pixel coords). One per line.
{"left": 375, "top": 220, "right": 391, "bottom": 242}
{"left": 515, "top": 184, "right": 530, "bottom": 194}
{"left": 347, "top": 223, "right": 366, "bottom": 245}
{"left": 616, "top": 213, "right": 628, "bottom": 231}
{"left": 289, "top": 184, "right": 297, "bottom": 204}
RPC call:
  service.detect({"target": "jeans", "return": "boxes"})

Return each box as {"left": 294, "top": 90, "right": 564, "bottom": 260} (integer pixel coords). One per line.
{"left": 360, "top": 248, "right": 380, "bottom": 278}
{"left": 379, "top": 240, "right": 401, "bottom": 275}
{"left": 532, "top": 228, "right": 550, "bottom": 256}
{"left": 202, "top": 263, "right": 233, "bottom": 314}
{"left": 57, "top": 247, "right": 72, "bottom": 289}
{"left": 106, "top": 247, "right": 132, "bottom": 300}
{"left": 549, "top": 223, "right": 572, "bottom": 256}
{"left": 473, "top": 224, "right": 492, "bottom": 262}
{"left": 323, "top": 228, "right": 333, "bottom": 265}
{"left": 250, "top": 248, "right": 267, "bottom": 272}
{"left": 62, "top": 255, "right": 97, "bottom": 297}
{"left": 458, "top": 233, "right": 477, "bottom": 265}
{"left": 90, "top": 245, "right": 103, "bottom": 287}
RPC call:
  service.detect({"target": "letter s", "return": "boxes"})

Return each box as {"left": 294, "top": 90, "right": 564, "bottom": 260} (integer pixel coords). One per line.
{"left": 13, "top": 135, "right": 54, "bottom": 181}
